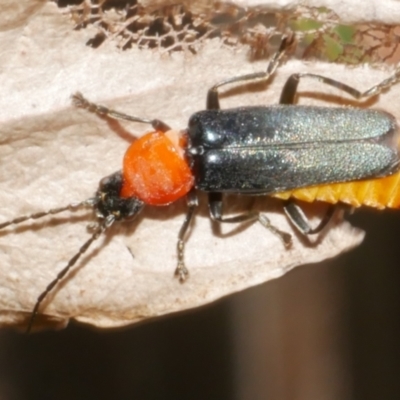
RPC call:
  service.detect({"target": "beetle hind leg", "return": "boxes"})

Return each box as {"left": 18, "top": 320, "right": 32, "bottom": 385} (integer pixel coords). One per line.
{"left": 283, "top": 200, "right": 336, "bottom": 235}
{"left": 280, "top": 69, "right": 400, "bottom": 105}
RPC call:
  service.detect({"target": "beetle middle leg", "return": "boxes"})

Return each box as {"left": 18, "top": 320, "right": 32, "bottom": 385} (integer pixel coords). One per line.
{"left": 208, "top": 192, "right": 292, "bottom": 248}
{"left": 206, "top": 35, "right": 293, "bottom": 110}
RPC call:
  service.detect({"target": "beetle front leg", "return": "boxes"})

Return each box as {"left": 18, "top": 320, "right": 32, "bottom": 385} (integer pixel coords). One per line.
{"left": 208, "top": 193, "right": 292, "bottom": 248}
{"left": 175, "top": 191, "right": 198, "bottom": 282}
{"left": 283, "top": 200, "right": 336, "bottom": 235}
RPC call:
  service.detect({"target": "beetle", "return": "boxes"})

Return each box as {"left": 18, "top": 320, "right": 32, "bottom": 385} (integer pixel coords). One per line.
{"left": 2, "top": 36, "right": 400, "bottom": 333}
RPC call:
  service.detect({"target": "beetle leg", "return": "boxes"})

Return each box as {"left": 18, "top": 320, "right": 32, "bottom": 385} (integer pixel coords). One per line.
{"left": 72, "top": 92, "right": 171, "bottom": 132}
{"left": 206, "top": 35, "right": 294, "bottom": 110}
{"left": 280, "top": 69, "right": 400, "bottom": 104}
{"left": 175, "top": 191, "right": 198, "bottom": 282}
{"left": 208, "top": 193, "right": 292, "bottom": 248}
{"left": 283, "top": 200, "right": 336, "bottom": 235}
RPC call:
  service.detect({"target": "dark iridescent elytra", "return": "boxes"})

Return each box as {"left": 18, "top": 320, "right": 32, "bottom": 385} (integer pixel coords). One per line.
{"left": 187, "top": 105, "right": 400, "bottom": 194}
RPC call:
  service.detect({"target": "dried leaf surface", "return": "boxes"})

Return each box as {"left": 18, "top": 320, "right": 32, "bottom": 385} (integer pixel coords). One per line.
{"left": 4, "top": 1, "right": 400, "bottom": 330}
{"left": 237, "top": 0, "right": 400, "bottom": 24}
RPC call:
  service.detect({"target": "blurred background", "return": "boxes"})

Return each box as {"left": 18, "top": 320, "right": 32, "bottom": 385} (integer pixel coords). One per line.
{"left": 0, "top": 209, "right": 399, "bottom": 400}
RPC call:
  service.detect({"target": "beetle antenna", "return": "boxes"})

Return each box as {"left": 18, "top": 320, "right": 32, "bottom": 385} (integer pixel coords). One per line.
{"left": 26, "top": 216, "right": 114, "bottom": 334}
{"left": 0, "top": 200, "right": 93, "bottom": 231}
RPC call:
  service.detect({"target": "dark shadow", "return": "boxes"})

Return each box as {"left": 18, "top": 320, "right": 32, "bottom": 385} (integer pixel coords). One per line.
{"left": 0, "top": 298, "right": 235, "bottom": 400}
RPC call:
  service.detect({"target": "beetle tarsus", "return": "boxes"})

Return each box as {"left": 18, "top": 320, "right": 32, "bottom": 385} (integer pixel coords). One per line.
{"left": 176, "top": 238, "right": 189, "bottom": 282}
{"left": 175, "top": 263, "right": 189, "bottom": 282}
{"left": 278, "top": 231, "right": 293, "bottom": 249}
{"left": 257, "top": 214, "right": 292, "bottom": 248}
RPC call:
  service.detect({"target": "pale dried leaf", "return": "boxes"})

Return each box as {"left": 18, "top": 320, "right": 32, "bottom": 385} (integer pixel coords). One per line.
{"left": 235, "top": 0, "right": 400, "bottom": 24}
{"left": 3, "top": 1, "right": 400, "bottom": 330}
